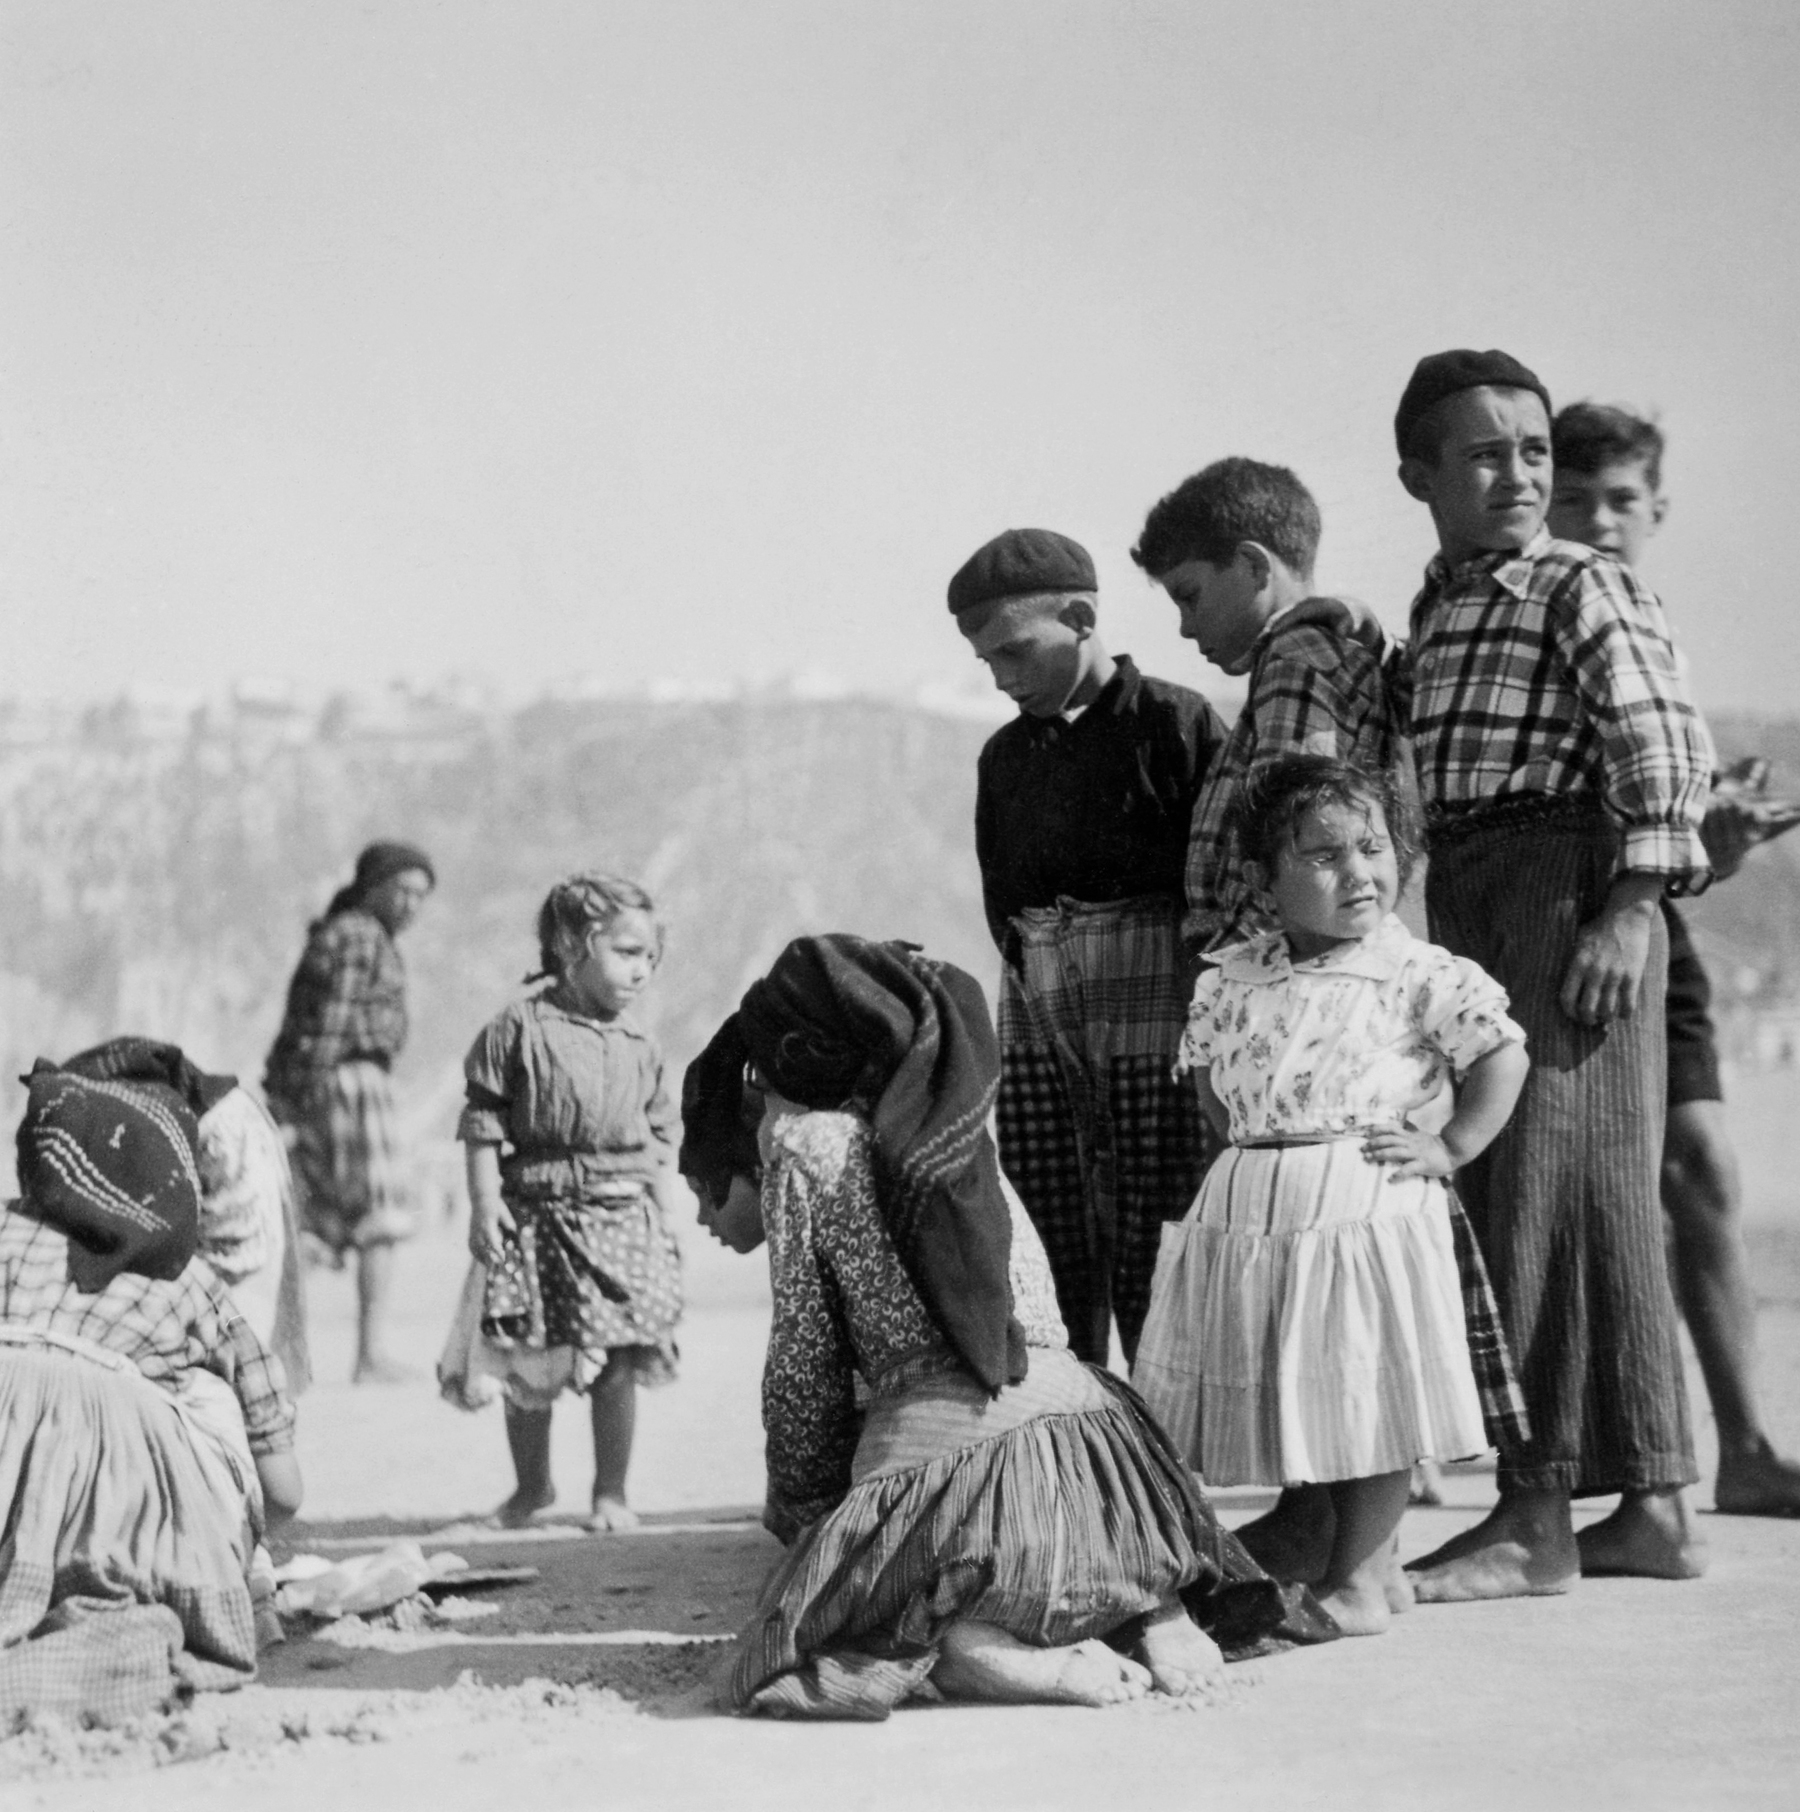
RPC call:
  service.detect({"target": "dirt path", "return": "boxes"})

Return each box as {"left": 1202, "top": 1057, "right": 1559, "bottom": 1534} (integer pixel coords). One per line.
{"left": 9, "top": 1071, "right": 1800, "bottom": 1807}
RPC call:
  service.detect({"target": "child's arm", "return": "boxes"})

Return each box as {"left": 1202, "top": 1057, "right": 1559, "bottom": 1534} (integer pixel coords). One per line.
{"left": 464, "top": 1142, "right": 515, "bottom": 1265}
{"left": 1192, "top": 1067, "right": 1231, "bottom": 1142}
{"left": 256, "top": 1450, "right": 304, "bottom": 1527}
{"left": 1362, "top": 1042, "right": 1529, "bottom": 1181}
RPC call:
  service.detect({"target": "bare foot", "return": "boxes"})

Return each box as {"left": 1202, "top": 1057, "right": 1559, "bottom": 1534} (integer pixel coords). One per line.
{"left": 1134, "top": 1598, "right": 1226, "bottom": 1695}
{"left": 1233, "top": 1484, "right": 1335, "bottom": 1585}
{"left": 585, "top": 1495, "right": 642, "bottom": 1533}
{"left": 1409, "top": 1461, "right": 1446, "bottom": 1507}
{"left": 1384, "top": 1540, "right": 1416, "bottom": 1616}
{"left": 1577, "top": 1489, "right": 1707, "bottom": 1579}
{"left": 1715, "top": 1442, "right": 1800, "bottom": 1517}
{"left": 1317, "top": 1576, "right": 1392, "bottom": 1637}
{"left": 485, "top": 1486, "right": 555, "bottom": 1529}
{"left": 933, "top": 1622, "right": 1150, "bottom": 1707}
{"left": 1406, "top": 1490, "right": 1580, "bottom": 1601}
{"left": 352, "top": 1355, "right": 419, "bottom": 1386}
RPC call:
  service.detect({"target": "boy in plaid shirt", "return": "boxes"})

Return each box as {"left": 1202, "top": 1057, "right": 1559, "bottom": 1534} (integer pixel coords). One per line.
{"left": 949, "top": 527, "right": 1228, "bottom": 1366}
{"left": 1391, "top": 350, "right": 1713, "bottom": 1600}
{"left": 1130, "top": 456, "right": 1528, "bottom": 1584}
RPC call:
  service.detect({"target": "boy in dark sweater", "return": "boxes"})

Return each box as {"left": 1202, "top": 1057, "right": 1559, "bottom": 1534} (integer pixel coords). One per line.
{"left": 950, "top": 527, "right": 1228, "bottom": 1364}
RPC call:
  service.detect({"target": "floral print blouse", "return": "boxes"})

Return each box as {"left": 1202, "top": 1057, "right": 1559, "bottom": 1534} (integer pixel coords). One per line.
{"left": 1177, "top": 914, "right": 1525, "bottom": 1144}
{"left": 758, "top": 1107, "right": 1066, "bottom": 1539}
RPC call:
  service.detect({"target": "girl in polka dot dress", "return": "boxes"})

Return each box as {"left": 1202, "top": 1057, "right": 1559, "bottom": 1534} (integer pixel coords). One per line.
{"left": 458, "top": 873, "right": 683, "bottom": 1531}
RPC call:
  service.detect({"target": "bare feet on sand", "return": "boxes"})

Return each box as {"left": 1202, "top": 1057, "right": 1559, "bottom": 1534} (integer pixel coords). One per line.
{"left": 352, "top": 1356, "right": 418, "bottom": 1386}
{"left": 485, "top": 1487, "right": 555, "bottom": 1529}
{"left": 1715, "top": 1442, "right": 1800, "bottom": 1517}
{"left": 1406, "top": 1490, "right": 1580, "bottom": 1601}
{"left": 933, "top": 1623, "right": 1151, "bottom": 1707}
{"left": 1384, "top": 1540, "right": 1416, "bottom": 1615}
{"left": 1133, "top": 1599, "right": 1226, "bottom": 1695}
{"left": 585, "top": 1495, "right": 642, "bottom": 1533}
{"left": 1409, "top": 1461, "right": 1446, "bottom": 1507}
{"left": 1577, "top": 1489, "right": 1707, "bottom": 1579}
{"left": 1233, "top": 1484, "right": 1335, "bottom": 1585}
{"left": 1318, "top": 1575, "right": 1393, "bottom": 1636}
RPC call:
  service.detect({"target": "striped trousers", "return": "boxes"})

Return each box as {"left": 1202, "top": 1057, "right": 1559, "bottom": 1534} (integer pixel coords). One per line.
{"left": 995, "top": 895, "right": 1214, "bottom": 1366}
{"left": 1426, "top": 801, "right": 1696, "bottom": 1496}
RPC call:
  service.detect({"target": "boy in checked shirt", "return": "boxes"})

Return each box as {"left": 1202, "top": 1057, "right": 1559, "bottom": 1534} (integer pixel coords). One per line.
{"left": 1392, "top": 350, "right": 1713, "bottom": 1601}
{"left": 1130, "top": 456, "right": 1529, "bottom": 1583}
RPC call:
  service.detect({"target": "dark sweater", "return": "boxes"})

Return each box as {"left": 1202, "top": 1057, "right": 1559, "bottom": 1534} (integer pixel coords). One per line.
{"left": 974, "top": 656, "right": 1227, "bottom": 953}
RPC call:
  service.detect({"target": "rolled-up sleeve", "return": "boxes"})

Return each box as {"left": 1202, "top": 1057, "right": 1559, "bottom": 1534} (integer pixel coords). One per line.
{"left": 1556, "top": 563, "right": 1714, "bottom": 890}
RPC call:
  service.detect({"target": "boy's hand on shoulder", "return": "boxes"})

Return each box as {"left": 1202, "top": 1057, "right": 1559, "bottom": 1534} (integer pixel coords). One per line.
{"left": 1559, "top": 879, "right": 1661, "bottom": 1026}
{"left": 1362, "top": 1126, "right": 1454, "bottom": 1180}
{"left": 1285, "top": 595, "right": 1387, "bottom": 652}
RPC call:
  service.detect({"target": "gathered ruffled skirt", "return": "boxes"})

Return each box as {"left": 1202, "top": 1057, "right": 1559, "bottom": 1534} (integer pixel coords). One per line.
{"left": 727, "top": 1346, "right": 1316, "bottom": 1720}
{"left": 0, "top": 1330, "right": 258, "bottom": 1723}
{"left": 1133, "top": 1143, "right": 1488, "bottom": 1486}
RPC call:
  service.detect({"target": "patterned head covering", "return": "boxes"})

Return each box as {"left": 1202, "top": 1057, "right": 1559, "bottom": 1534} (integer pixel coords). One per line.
{"left": 682, "top": 936, "right": 1027, "bottom": 1394}
{"left": 15, "top": 1061, "right": 202, "bottom": 1291}
{"left": 59, "top": 1036, "right": 237, "bottom": 1119}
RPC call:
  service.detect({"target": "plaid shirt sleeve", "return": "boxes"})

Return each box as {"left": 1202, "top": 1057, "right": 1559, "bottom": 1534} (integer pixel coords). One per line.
{"left": 209, "top": 1301, "right": 297, "bottom": 1456}
{"left": 1185, "top": 625, "right": 1388, "bottom": 949}
{"left": 1552, "top": 560, "right": 1714, "bottom": 884}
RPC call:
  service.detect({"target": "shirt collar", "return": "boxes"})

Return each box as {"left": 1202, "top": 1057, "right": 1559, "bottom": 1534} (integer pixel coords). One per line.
{"left": 1212, "top": 913, "right": 1413, "bottom": 985}
{"left": 1424, "top": 528, "right": 1552, "bottom": 602}
{"left": 1024, "top": 654, "right": 1139, "bottom": 740}
{"left": 539, "top": 986, "right": 647, "bottom": 1038}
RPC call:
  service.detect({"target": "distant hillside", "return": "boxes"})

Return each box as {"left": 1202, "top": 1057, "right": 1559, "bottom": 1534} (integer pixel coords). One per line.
{"left": 2, "top": 695, "right": 1798, "bottom": 1194}
{"left": 0, "top": 694, "right": 997, "bottom": 1181}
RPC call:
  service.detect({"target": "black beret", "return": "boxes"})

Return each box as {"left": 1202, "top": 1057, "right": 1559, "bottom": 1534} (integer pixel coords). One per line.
{"left": 1394, "top": 349, "right": 1552, "bottom": 457}
{"left": 947, "top": 528, "right": 1096, "bottom": 616}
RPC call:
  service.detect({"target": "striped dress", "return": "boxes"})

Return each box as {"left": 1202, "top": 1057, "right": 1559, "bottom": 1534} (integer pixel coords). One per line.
{"left": 727, "top": 1109, "right": 1284, "bottom": 1721}
{"left": 1133, "top": 915, "right": 1525, "bottom": 1487}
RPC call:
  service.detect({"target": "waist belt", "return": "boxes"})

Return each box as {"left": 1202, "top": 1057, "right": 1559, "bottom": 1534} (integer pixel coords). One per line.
{"left": 1425, "top": 791, "right": 1606, "bottom": 847}
{"left": 1233, "top": 1126, "right": 1402, "bottom": 1150}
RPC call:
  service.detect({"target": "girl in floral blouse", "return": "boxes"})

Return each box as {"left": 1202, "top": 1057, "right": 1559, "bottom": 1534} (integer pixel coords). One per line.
{"left": 1135, "top": 756, "right": 1530, "bottom": 1635}
{"left": 454, "top": 873, "right": 682, "bottom": 1532}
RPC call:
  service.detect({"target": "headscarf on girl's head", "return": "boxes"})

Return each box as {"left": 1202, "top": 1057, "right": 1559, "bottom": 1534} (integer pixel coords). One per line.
{"left": 14, "top": 1061, "right": 202, "bottom": 1291}
{"left": 683, "top": 935, "right": 1027, "bottom": 1395}
{"left": 326, "top": 840, "right": 436, "bottom": 918}
{"left": 59, "top": 1036, "right": 237, "bottom": 1120}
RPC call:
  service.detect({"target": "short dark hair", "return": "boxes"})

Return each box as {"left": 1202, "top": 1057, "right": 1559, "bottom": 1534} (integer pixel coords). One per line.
{"left": 1228, "top": 753, "right": 1421, "bottom": 890}
{"left": 1551, "top": 402, "right": 1664, "bottom": 490}
{"left": 1131, "top": 457, "right": 1321, "bottom": 580}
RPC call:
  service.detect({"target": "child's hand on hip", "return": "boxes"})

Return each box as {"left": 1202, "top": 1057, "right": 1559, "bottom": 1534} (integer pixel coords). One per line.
{"left": 1362, "top": 1127, "right": 1454, "bottom": 1180}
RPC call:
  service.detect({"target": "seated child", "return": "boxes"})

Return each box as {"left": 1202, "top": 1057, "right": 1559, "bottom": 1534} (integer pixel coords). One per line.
{"left": 1135, "top": 756, "right": 1529, "bottom": 1635}
{"left": 1, "top": 1066, "right": 301, "bottom": 1712}
{"left": 949, "top": 527, "right": 1229, "bottom": 1364}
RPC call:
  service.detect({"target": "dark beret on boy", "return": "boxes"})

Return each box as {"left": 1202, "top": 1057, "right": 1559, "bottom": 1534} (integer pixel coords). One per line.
{"left": 1394, "top": 349, "right": 1552, "bottom": 457}
{"left": 947, "top": 528, "right": 1096, "bottom": 616}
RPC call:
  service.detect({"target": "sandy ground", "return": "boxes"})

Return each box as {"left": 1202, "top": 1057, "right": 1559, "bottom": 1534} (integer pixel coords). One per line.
{"left": 9, "top": 1066, "right": 1800, "bottom": 1808}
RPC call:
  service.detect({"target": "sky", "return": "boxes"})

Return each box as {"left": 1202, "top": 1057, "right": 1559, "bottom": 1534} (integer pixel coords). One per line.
{"left": 3, "top": 1, "right": 1799, "bottom": 713}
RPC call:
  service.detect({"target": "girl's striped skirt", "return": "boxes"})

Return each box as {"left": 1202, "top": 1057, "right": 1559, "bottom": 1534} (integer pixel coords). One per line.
{"left": 727, "top": 1346, "right": 1304, "bottom": 1720}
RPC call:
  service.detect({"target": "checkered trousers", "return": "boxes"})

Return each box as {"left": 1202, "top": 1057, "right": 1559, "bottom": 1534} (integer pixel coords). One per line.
{"left": 279, "top": 1059, "right": 418, "bottom": 1256}
{"left": 1446, "top": 1189, "right": 1532, "bottom": 1454}
{"left": 996, "top": 895, "right": 1214, "bottom": 1366}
